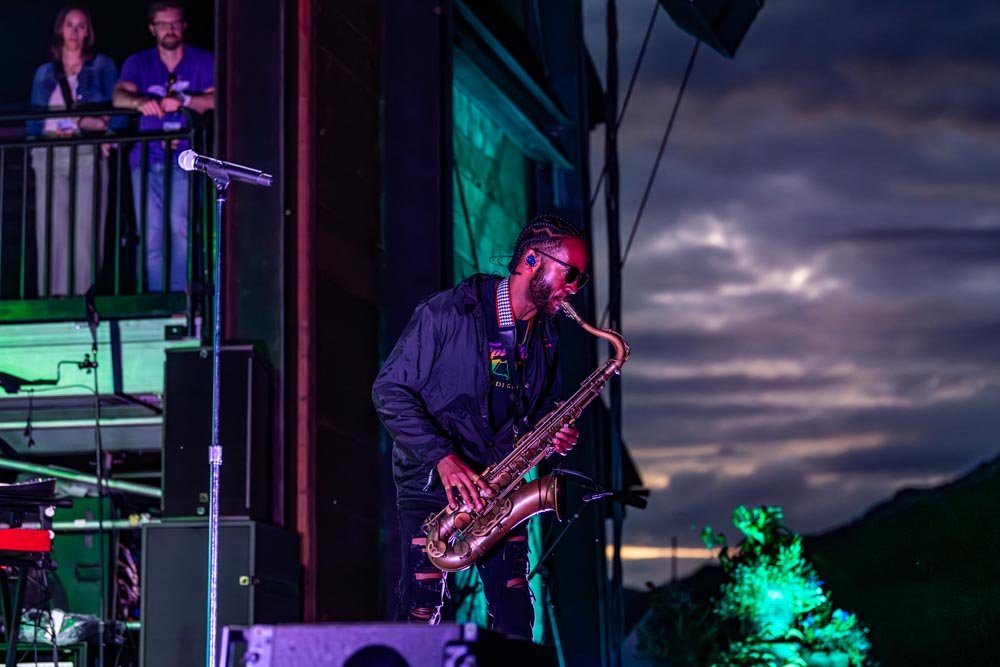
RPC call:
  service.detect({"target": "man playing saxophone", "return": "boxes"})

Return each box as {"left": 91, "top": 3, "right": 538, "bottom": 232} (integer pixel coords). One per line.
{"left": 372, "top": 214, "right": 588, "bottom": 637}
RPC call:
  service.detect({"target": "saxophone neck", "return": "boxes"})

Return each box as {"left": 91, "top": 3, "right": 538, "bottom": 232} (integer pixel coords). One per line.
{"left": 559, "top": 301, "right": 630, "bottom": 365}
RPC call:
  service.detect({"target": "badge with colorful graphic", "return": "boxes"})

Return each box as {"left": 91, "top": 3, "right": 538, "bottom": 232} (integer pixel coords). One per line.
{"left": 489, "top": 342, "right": 529, "bottom": 384}
{"left": 489, "top": 343, "right": 509, "bottom": 380}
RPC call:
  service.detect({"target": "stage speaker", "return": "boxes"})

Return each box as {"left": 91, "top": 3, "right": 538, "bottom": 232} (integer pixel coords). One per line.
{"left": 225, "top": 622, "right": 556, "bottom": 667}
{"left": 162, "top": 346, "right": 272, "bottom": 520}
{"left": 139, "top": 520, "right": 300, "bottom": 667}
{"left": 658, "top": 0, "right": 764, "bottom": 58}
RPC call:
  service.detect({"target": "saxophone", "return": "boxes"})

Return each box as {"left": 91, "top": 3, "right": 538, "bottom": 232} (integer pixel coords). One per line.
{"left": 423, "top": 300, "right": 630, "bottom": 572}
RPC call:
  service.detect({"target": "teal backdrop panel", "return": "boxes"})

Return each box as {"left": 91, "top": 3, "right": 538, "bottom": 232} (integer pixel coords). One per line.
{"left": 452, "top": 86, "right": 528, "bottom": 281}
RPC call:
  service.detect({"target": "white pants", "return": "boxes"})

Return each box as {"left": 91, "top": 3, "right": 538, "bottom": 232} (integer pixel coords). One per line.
{"left": 31, "top": 145, "right": 108, "bottom": 296}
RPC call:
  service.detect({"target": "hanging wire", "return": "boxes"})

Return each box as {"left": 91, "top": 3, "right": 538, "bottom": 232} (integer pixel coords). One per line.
{"left": 600, "top": 38, "right": 701, "bottom": 329}
{"left": 621, "top": 38, "right": 700, "bottom": 268}
{"left": 590, "top": 0, "right": 661, "bottom": 209}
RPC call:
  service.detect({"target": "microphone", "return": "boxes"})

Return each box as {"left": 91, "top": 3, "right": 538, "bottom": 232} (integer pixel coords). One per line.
{"left": 177, "top": 150, "right": 273, "bottom": 187}
{"left": 0, "top": 372, "right": 57, "bottom": 395}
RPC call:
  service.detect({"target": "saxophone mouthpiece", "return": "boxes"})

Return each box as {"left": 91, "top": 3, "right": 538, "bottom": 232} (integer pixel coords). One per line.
{"left": 559, "top": 300, "right": 583, "bottom": 323}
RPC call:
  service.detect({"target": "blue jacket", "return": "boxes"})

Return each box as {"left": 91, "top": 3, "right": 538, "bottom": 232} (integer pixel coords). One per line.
{"left": 28, "top": 54, "right": 121, "bottom": 137}
{"left": 372, "top": 274, "right": 563, "bottom": 504}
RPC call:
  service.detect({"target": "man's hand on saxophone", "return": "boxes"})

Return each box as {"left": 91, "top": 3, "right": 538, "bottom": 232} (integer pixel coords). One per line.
{"left": 551, "top": 423, "right": 580, "bottom": 455}
{"left": 436, "top": 453, "right": 494, "bottom": 512}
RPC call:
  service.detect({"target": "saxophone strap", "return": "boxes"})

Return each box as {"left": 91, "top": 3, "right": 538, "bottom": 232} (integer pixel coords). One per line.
{"left": 495, "top": 277, "right": 530, "bottom": 435}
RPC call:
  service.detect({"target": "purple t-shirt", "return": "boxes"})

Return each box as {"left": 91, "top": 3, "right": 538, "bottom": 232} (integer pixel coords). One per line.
{"left": 119, "top": 45, "right": 214, "bottom": 168}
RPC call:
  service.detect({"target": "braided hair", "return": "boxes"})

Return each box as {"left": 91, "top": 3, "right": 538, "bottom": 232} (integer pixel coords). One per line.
{"left": 507, "top": 213, "right": 586, "bottom": 274}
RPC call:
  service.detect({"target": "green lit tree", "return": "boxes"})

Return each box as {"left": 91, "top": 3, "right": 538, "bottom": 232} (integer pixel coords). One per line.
{"left": 702, "top": 506, "right": 872, "bottom": 667}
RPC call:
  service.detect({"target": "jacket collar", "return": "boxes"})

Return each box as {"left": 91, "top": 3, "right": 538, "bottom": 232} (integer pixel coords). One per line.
{"left": 455, "top": 273, "right": 557, "bottom": 332}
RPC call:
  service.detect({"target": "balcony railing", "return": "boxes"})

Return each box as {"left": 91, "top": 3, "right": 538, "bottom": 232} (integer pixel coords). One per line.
{"left": 0, "top": 107, "right": 213, "bottom": 326}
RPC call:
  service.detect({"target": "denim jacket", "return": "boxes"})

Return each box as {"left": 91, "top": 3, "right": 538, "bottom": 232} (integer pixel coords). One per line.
{"left": 28, "top": 54, "right": 121, "bottom": 137}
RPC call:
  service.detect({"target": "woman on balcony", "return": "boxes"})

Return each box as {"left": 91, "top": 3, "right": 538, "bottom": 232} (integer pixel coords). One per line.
{"left": 28, "top": 5, "right": 117, "bottom": 297}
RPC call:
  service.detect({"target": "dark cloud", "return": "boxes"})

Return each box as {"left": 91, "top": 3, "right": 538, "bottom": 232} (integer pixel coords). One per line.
{"left": 628, "top": 387, "right": 1000, "bottom": 451}
{"left": 625, "top": 243, "right": 756, "bottom": 291}
{"left": 675, "top": 2, "right": 1000, "bottom": 131}
{"left": 831, "top": 227, "right": 1000, "bottom": 264}
{"left": 582, "top": 0, "right": 1000, "bottom": 587}
{"left": 805, "top": 440, "right": 987, "bottom": 478}
{"left": 626, "top": 372, "right": 841, "bottom": 398}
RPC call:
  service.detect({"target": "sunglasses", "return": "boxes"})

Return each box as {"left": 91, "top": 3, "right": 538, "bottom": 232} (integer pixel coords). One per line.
{"left": 531, "top": 248, "right": 589, "bottom": 289}
{"left": 152, "top": 20, "right": 184, "bottom": 31}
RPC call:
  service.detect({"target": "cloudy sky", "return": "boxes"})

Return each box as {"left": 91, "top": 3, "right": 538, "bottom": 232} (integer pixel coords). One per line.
{"left": 582, "top": 0, "right": 1000, "bottom": 587}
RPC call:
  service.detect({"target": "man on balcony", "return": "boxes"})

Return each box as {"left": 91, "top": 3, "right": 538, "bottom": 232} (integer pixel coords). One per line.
{"left": 112, "top": 1, "right": 214, "bottom": 293}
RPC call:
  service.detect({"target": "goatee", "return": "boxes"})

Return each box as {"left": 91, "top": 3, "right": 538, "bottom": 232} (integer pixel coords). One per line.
{"left": 528, "top": 270, "right": 554, "bottom": 314}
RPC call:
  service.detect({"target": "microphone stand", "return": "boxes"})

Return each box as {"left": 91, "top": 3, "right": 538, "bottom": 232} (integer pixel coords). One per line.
{"left": 84, "top": 288, "right": 109, "bottom": 667}
{"left": 182, "top": 152, "right": 271, "bottom": 667}
{"left": 205, "top": 167, "right": 229, "bottom": 667}
{"left": 526, "top": 474, "right": 647, "bottom": 661}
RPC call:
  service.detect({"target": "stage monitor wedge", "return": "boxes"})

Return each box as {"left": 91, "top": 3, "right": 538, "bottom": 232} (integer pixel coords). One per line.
{"left": 224, "top": 622, "right": 557, "bottom": 667}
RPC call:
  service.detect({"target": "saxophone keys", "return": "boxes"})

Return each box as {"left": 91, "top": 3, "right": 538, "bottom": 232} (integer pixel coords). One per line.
{"left": 427, "top": 539, "right": 447, "bottom": 558}
{"left": 453, "top": 540, "right": 471, "bottom": 558}
{"left": 453, "top": 512, "right": 472, "bottom": 530}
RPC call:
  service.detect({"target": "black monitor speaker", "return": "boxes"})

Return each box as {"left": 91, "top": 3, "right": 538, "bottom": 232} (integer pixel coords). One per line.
{"left": 162, "top": 346, "right": 272, "bottom": 520}
{"left": 139, "top": 520, "right": 300, "bottom": 667}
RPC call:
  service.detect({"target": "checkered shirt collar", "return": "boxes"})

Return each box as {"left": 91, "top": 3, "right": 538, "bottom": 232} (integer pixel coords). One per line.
{"left": 496, "top": 276, "right": 515, "bottom": 330}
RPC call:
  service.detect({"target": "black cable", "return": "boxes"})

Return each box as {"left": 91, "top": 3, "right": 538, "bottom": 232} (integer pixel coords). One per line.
{"left": 17, "top": 570, "right": 58, "bottom": 667}
{"left": 95, "top": 381, "right": 108, "bottom": 667}
{"left": 86, "top": 346, "right": 108, "bottom": 667}
{"left": 590, "top": 0, "right": 661, "bottom": 209}
{"left": 530, "top": 468, "right": 607, "bottom": 582}
{"left": 81, "top": 286, "right": 109, "bottom": 667}
{"left": 24, "top": 390, "right": 35, "bottom": 449}
{"left": 527, "top": 489, "right": 602, "bottom": 583}
{"left": 621, "top": 38, "right": 700, "bottom": 268}
{"left": 599, "top": 38, "right": 701, "bottom": 329}
{"left": 43, "top": 570, "right": 58, "bottom": 667}
{"left": 17, "top": 383, "right": 98, "bottom": 395}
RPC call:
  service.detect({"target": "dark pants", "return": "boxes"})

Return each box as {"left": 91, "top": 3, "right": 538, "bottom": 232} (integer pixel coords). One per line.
{"left": 397, "top": 502, "right": 534, "bottom": 638}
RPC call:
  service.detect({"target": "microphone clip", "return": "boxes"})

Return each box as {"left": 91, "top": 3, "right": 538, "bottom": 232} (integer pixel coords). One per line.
{"left": 583, "top": 488, "right": 650, "bottom": 510}
{"left": 78, "top": 353, "right": 99, "bottom": 373}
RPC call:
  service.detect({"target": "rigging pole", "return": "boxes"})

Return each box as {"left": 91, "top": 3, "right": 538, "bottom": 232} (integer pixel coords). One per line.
{"left": 603, "top": 2, "right": 625, "bottom": 666}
